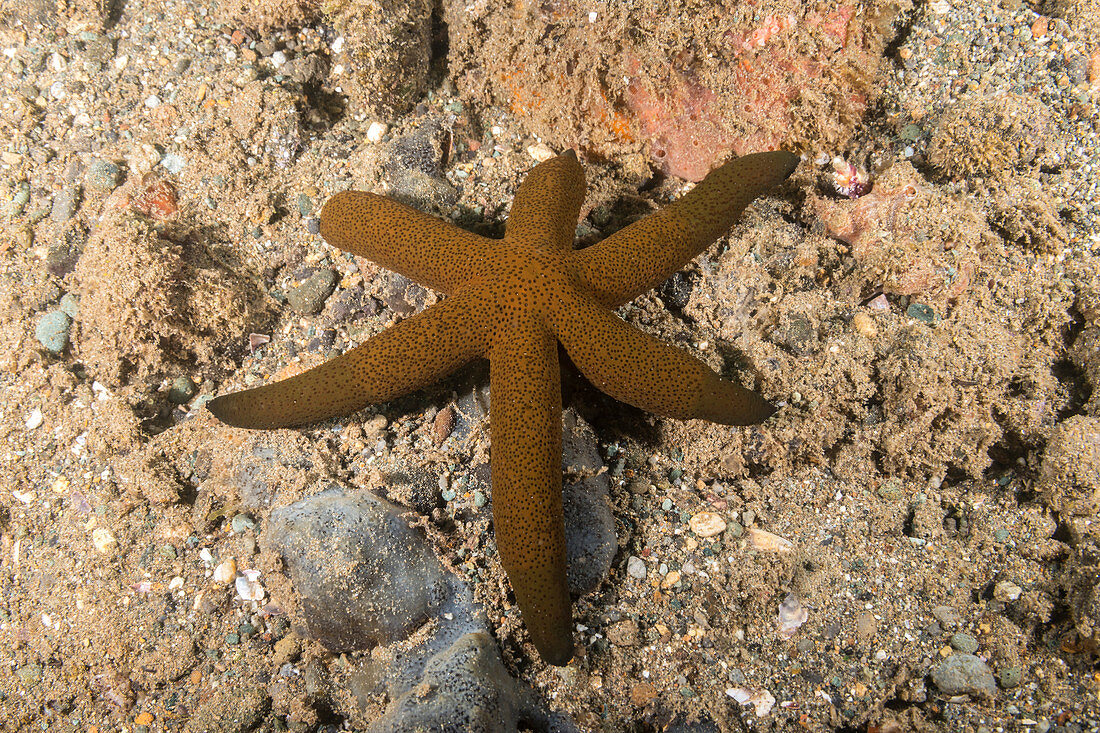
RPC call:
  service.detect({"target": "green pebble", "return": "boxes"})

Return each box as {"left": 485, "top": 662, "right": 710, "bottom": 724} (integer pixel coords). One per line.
{"left": 167, "top": 376, "right": 197, "bottom": 404}
{"left": 226, "top": 633, "right": 240, "bottom": 645}
{"left": 950, "top": 631, "right": 979, "bottom": 654}
{"left": 231, "top": 513, "right": 255, "bottom": 533}
{"left": 10, "top": 181, "right": 30, "bottom": 217}
{"left": 441, "top": 488, "right": 456, "bottom": 502}
{"left": 35, "top": 310, "right": 71, "bottom": 354}
{"left": 998, "top": 665, "right": 1022, "bottom": 689}
{"left": 661, "top": 498, "right": 673, "bottom": 511}
{"left": 906, "top": 303, "right": 937, "bottom": 324}
{"left": 900, "top": 123, "right": 923, "bottom": 141}
{"left": 15, "top": 664, "right": 41, "bottom": 684}
{"left": 59, "top": 293, "right": 80, "bottom": 319}
{"left": 668, "top": 467, "right": 682, "bottom": 482}
{"left": 134, "top": 726, "right": 149, "bottom": 733}
{"left": 239, "top": 622, "right": 255, "bottom": 636}
{"left": 994, "top": 528, "right": 1010, "bottom": 542}
{"left": 473, "top": 490, "right": 487, "bottom": 508}
{"left": 161, "top": 544, "right": 177, "bottom": 559}
{"left": 86, "top": 159, "right": 121, "bottom": 191}
{"left": 296, "top": 193, "right": 313, "bottom": 216}
{"left": 876, "top": 480, "right": 904, "bottom": 502}
{"left": 680, "top": 686, "right": 695, "bottom": 698}
{"left": 726, "top": 519, "right": 744, "bottom": 537}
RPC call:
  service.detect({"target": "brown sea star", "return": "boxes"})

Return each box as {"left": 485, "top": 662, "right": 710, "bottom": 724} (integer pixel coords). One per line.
{"left": 208, "top": 148, "right": 799, "bottom": 665}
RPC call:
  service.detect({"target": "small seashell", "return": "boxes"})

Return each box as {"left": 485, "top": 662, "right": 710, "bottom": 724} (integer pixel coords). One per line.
{"left": 689, "top": 511, "right": 727, "bottom": 537}
{"left": 236, "top": 569, "right": 265, "bottom": 602}
{"left": 249, "top": 333, "right": 271, "bottom": 353}
{"left": 92, "top": 528, "right": 117, "bottom": 554}
{"left": 727, "top": 686, "right": 776, "bottom": 717}
{"left": 777, "top": 591, "right": 808, "bottom": 637}
{"left": 748, "top": 527, "right": 794, "bottom": 553}
{"left": 212, "top": 558, "right": 236, "bottom": 584}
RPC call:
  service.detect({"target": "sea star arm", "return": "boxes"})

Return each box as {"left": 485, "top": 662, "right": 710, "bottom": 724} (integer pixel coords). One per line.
{"left": 504, "top": 150, "right": 586, "bottom": 250}
{"left": 207, "top": 289, "right": 489, "bottom": 429}
{"left": 489, "top": 319, "right": 574, "bottom": 666}
{"left": 551, "top": 293, "right": 775, "bottom": 425}
{"left": 320, "top": 191, "right": 492, "bottom": 295}
{"left": 567, "top": 150, "right": 799, "bottom": 308}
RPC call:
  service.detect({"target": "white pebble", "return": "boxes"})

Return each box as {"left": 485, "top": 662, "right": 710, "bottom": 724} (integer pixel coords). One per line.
{"left": 92, "top": 528, "right": 117, "bottom": 554}
{"left": 366, "top": 121, "right": 388, "bottom": 143}
{"left": 49, "top": 81, "right": 66, "bottom": 100}
{"left": 332, "top": 36, "right": 345, "bottom": 54}
{"left": 689, "top": 511, "right": 727, "bottom": 537}
{"left": 271, "top": 50, "right": 287, "bottom": 67}
{"left": 144, "top": 94, "right": 161, "bottom": 108}
{"left": 25, "top": 408, "right": 43, "bottom": 430}
{"left": 213, "top": 557, "right": 236, "bottom": 584}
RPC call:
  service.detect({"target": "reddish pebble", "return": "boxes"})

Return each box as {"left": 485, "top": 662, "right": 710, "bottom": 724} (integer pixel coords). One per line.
{"left": 132, "top": 178, "right": 179, "bottom": 220}
{"left": 433, "top": 405, "right": 455, "bottom": 445}
{"left": 1031, "top": 16, "right": 1049, "bottom": 38}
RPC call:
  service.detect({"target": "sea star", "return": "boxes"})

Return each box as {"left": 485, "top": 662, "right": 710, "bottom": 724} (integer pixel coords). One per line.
{"left": 208, "top": 148, "right": 799, "bottom": 665}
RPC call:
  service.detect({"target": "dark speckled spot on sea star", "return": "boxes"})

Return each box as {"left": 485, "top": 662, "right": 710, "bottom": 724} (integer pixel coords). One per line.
{"left": 208, "top": 148, "right": 799, "bottom": 666}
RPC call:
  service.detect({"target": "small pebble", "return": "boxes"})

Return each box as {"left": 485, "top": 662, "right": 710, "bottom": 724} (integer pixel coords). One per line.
{"left": 35, "top": 310, "right": 72, "bottom": 354}
{"left": 950, "top": 632, "right": 979, "bottom": 654}
{"left": 993, "top": 580, "right": 1022, "bottom": 602}
{"left": 625, "top": 555, "right": 646, "bottom": 580}
{"left": 59, "top": 293, "right": 80, "bottom": 319}
{"left": 213, "top": 558, "right": 236, "bottom": 584}
{"left": 50, "top": 188, "right": 79, "bottom": 222}
{"left": 231, "top": 513, "right": 256, "bottom": 533}
{"left": 999, "top": 665, "right": 1022, "bottom": 689}
{"left": 366, "top": 121, "right": 388, "bottom": 143}
{"left": 688, "top": 511, "right": 726, "bottom": 537}
{"left": 852, "top": 312, "right": 877, "bottom": 338}
{"left": 25, "top": 408, "right": 43, "bottom": 430}
{"left": 86, "top": 160, "right": 121, "bottom": 191}
{"left": 92, "top": 528, "right": 117, "bottom": 554}
{"left": 287, "top": 269, "right": 337, "bottom": 314}
{"left": 931, "top": 653, "right": 997, "bottom": 698}
{"left": 167, "top": 376, "right": 197, "bottom": 404}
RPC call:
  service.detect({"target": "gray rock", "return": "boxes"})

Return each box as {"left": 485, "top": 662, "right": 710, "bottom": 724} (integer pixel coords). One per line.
{"left": 264, "top": 485, "right": 453, "bottom": 651}
{"left": 35, "top": 310, "right": 71, "bottom": 353}
{"left": 932, "top": 605, "right": 960, "bottom": 628}
{"left": 366, "top": 632, "right": 576, "bottom": 733}
{"left": 626, "top": 556, "right": 647, "bottom": 580}
{"left": 59, "top": 293, "right": 79, "bottom": 319}
{"left": 931, "top": 653, "right": 997, "bottom": 698}
{"left": 50, "top": 187, "right": 80, "bottom": 223}
{"left": 287, "top": 268, "right": 336, "bottom": 314}
{"left": 561, "top": 410, "right": 615, "bottom": 595}
{"left": 86, "top": 159, "right": 121, "bottom": 191}
{"left": 950, "top": 631, "right": 979, "bottom": 654}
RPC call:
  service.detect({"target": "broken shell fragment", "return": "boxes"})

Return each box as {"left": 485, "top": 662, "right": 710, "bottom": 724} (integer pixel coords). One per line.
{"left": 235, "top": 568, "right": 265, "bottom": 602}
{"left": 748, "top": 527, "right": 794, "bottom": 553}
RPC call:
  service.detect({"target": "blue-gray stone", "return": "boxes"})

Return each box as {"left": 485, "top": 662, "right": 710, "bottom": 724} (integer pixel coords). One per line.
{"left": 35, "top": 310, "right": 71, "bottom": 353}
{"left": 264, "top": 485, "right": 454, "bottom": 651}
{"left": 931, "top": 653, "right": 997, "bottom": 698}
